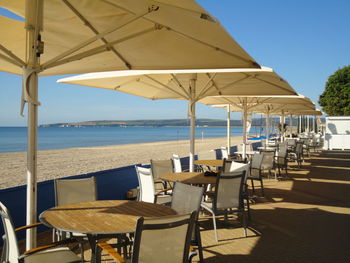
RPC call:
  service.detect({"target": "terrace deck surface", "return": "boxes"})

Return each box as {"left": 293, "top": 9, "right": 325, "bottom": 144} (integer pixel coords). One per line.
{"left": 13, "top": 150, "right": 350, "bottom": 262}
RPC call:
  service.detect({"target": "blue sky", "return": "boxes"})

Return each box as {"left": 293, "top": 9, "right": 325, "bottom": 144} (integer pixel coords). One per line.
{"left": 1, "top": 0, "right": 349, "bottom": 126}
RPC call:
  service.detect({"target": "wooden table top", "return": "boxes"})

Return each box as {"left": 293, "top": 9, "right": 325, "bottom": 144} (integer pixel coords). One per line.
{"left": 160, "top": 172, "right": 217, "bottom": 185}
{"left": 40, "top": 200, "right": 176, "bottom": 235}
{"left": 194, "top": 159, "right": 224, "bottom": 167}
{"left": 233, "top": 151, "right": 258, "bottom": 155}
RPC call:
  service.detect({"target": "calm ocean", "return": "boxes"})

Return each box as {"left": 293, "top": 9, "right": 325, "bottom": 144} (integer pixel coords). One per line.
{"left": 0, "top": 126, "right": 264, "bottom": 153}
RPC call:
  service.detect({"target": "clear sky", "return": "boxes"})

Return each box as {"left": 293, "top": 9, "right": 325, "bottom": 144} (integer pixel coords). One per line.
{"left": 1, "top": 0, "right": 349, "bottom": 126}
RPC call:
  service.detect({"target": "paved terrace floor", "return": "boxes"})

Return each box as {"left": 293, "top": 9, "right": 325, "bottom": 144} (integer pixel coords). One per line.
{"left": 14, "top": 150, "right": 350, "bottom": 262}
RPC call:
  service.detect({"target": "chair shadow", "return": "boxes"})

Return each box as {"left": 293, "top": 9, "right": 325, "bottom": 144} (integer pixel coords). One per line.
{"left": 202, "top": 207, "right": 350, "bottom": 263}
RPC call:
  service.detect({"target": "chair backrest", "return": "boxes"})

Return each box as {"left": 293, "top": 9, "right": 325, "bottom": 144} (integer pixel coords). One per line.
{"left": 54, "top": 176, "right": 97, "bottom": 206}
{"left": 286, "top": 138, "right": 296, "bottom": 147}
{"left": 132, "top": 212, "right": 196, "bottom": 263}
{"left": 251, "top": 153, "right": 264, "bottom": 170}
{"left": 250, "top": 153, "right": 264, "bottom": 178}
{"left": 223, "top": 160, "right": 250, "bottom": 181}
{"left": 229, "top": 145, "right": 238, "bottom": 154}
{"left": 213, "top": 172, "right": 245, "bottom": 212}
{"left": 278, "top": 142, "right": 288, "bottom": 156}
{"left": 0, "top": 202, "right": 20, "bottom": 263}
{"left": 172, "top": 154, "right": 182, "bottom": 173}
{"left": 223, "top": 159, "right": 233, "bottom": 173}
{"left": 261, "top": 151, "right": 275, "bottom": 170}
{"left": 220, "top": 147, "right": 228, "bottom": 159}
{"left": 150, "top": 159, "right": 173, "bottom": 180}
{"left": 251, "top": 141, "right": 262, "bottom": 151}
{"left": 171, "top": 182, "right": 204, "bottom": 214}
{"left": 135, "top": 166, "right": 155, "bottom": 203}
{"left": 295, "top": 141, "right": 304, "bottom": 155}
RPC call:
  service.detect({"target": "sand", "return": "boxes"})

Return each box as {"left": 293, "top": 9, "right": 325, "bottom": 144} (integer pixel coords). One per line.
{"left": 0, "top": 136, "right": 242, "bottom": 189}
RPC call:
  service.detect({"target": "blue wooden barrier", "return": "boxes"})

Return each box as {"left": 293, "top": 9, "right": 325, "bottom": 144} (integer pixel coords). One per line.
{"left": 0, "top": 156, "right": 190, "bottom": 246}
{"left": 0, "top": 164, "right": 140, "bottom": 246}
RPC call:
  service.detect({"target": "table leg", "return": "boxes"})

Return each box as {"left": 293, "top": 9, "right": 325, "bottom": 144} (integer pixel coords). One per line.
{"left": 87, "top": 234, "right": 99, "bottom": 263}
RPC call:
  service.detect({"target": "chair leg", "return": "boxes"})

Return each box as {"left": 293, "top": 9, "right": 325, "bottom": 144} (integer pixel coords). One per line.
{"left": 260, "top": 179, "right": 264, "bottom": 196}
{"left": 242, "top": 211, "right": 247, "bottom": 237}
{"left": 212, "top": 213, "right": 218, "bottom": 242}
{"left": 195, "top": 223, "right": 204, "bottom": 263}
{"left": 251, "top": 179, "right": 255, "bottom": 193}
{"left": 245, "top": 197, "right": 251, "bottom": 221}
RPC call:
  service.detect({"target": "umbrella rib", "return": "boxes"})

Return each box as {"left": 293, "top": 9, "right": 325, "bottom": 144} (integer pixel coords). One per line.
{"left": 254, "top": 76, "right": 296, "bottom": 95}
{"left": 42, "top": 27, "right": 155, "bottom": 71}
{"left": 196, "top": 73, "right": 220, "bottom": 100}
{"left": 144, "top": 75, "right": 190, "bottom": 99}
{"left": 170, "top": 74, "right": 191, "bottom": 98}
{"left": 63, "top": 0, "right": 132, "bottom": 69}
{"left": 141, "top": 17, "right": 258, "bottom": 67}
{"left": 216, "top": 74, "right": 251, "bottom": 93}
{"left": 0, "top": 53, "right": 24, "bottom": 68}
{"left": 0, "top": 45, "right": 25, "bottom": 67}
{"left": 42, "top": 8, "right": 155, "bottom": 70}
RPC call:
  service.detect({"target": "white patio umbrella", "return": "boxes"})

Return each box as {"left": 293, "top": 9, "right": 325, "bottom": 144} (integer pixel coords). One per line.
{"left": 201, "top": 94, "right": 313, "bottom": 158}
{"left": 58, "top": 67, "right": 297, "bottom": 172}
{"left": 0, "top": 0, "right": 260, "bottom": 248}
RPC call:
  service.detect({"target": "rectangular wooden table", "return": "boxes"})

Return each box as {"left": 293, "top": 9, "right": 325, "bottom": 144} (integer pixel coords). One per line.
{"left": 194, "top": 159, "right": 224, "bottom": 167}
{"left": 160, "top": 172, "right": 217, "bottom": 185}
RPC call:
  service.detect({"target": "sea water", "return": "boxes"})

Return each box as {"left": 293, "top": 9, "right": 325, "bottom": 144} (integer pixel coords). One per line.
{"left": 0, "top": 126, "right": 264, "bottom": 153}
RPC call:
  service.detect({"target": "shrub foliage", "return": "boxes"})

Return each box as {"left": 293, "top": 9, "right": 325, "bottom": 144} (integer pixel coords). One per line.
{"left": 319, "top": 65, "right": 350, "bottom": 116}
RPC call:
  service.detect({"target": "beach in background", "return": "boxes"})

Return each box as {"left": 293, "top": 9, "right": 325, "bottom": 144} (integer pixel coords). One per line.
{"left": 0, "top": 135, "right": 242, "bottom": 189}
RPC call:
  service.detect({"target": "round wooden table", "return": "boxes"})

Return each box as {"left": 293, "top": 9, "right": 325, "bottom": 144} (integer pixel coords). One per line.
{"left": 40, "top": 200, "right": 176, "bottom": 235}
{"left": 160, "top": 172, "right": 217, "bottom": 185}
{"left": 40, "top": 200, "right": 177, "bottom": 262}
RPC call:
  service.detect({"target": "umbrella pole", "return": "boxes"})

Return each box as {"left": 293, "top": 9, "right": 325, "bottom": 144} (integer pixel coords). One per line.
{"left": 281, "top": 110, "right": 285, "bottom": 142}
{"left": 25, "top": 0, "right": 43, "bottom": 249}
{"left": 289, "top": 114, "right": 293, "bottom": 138}
{"left": 189, "top": 75, "right": 197, "bottom": 172}
{"left": 227, "top": 105, "right": 231, "bottom": 156}
{"left": 242, "top": 99, "right": 247, "bottom": 160}
{"left": 265, "top": 109, "right": 270, "bottom": 148}
{"left": 25, "top": 69, "right": 39, "bottom": 250}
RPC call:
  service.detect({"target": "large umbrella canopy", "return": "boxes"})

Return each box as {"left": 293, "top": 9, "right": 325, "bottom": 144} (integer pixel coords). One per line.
{"left": 58, "top": 67, "right": 297, "bottom": 170}
{"left": 204, "top": 95, "right": 314, "bottom": 156}
{"left": 0, "top": 0, "right": 260, "bottom": 75}
{"left": 0, "top": 0, "right": 261, "bottom": 248}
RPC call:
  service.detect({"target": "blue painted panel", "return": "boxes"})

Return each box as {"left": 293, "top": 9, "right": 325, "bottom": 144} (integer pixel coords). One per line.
{"left": 0, "top": 164, "right": 140, "bottom": 246}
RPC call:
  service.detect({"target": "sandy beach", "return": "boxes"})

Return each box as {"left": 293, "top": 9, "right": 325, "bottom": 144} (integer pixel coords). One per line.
{"left": 0, "top": 136, "right": 242, "bottom": 189}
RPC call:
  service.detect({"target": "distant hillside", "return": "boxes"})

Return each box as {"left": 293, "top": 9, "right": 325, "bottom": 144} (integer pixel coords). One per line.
{"left": 40, "top": 118, "right": 284, "bottom": 127}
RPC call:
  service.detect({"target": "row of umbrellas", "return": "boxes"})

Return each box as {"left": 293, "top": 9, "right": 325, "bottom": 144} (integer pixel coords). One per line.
{"left": 0, "top": 0, "right": 320, "bottom": 248}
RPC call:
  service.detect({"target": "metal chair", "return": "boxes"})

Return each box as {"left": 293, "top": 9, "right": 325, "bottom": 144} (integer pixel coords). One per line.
{"left": 201, "top": 171, "right": 247, "bottom": 242}
{"left": 54, "top": 176, "right": 97, "bottom": 261}
{"left": 98, "top": 212, "right": 197, "bottom": 263}
{"left": 276, "top": 142, "right": 289, "bottom": 177}
{"left": 135, "top": 166, "right": 172, "bottom": 204}
{"left": 247, "top": 153, "right": 265, "bottom": 196}
{"left": 172, "top": 154, "right": 190, "bottom": 173}
{"left": 150, "top": 159, "right": 174, "bottom": 190}
{"left": 222, "top": 159, "right": 251, "bottom": 220}
{"left": 260, "top": 151, "right": 276, "bottom": 179}
{"left": 171, "top": 182, "right": 204, "bottom": 263}
{"left": 0, "top": 202, "right": 81, "bottom": 263}
{"left": 289, "top": 141, "right": 304, "bottom": 167}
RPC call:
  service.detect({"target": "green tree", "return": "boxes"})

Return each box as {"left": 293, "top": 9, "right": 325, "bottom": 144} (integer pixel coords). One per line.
{"left": 319, "top": 65, "right": 350, "bottom": 116}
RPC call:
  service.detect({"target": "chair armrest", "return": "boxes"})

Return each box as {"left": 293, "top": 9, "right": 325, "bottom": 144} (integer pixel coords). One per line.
{"left": 23, "top": 238, "right": 78, "bottom": 256}
{"left": 155, "top": 187, "right": 173, "bottom": 195}
{"left": 15, "top": 222, "right": 43, "bottom": 232}
{"left": 98, "top": 242, "right": 126, "bottom": 263}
